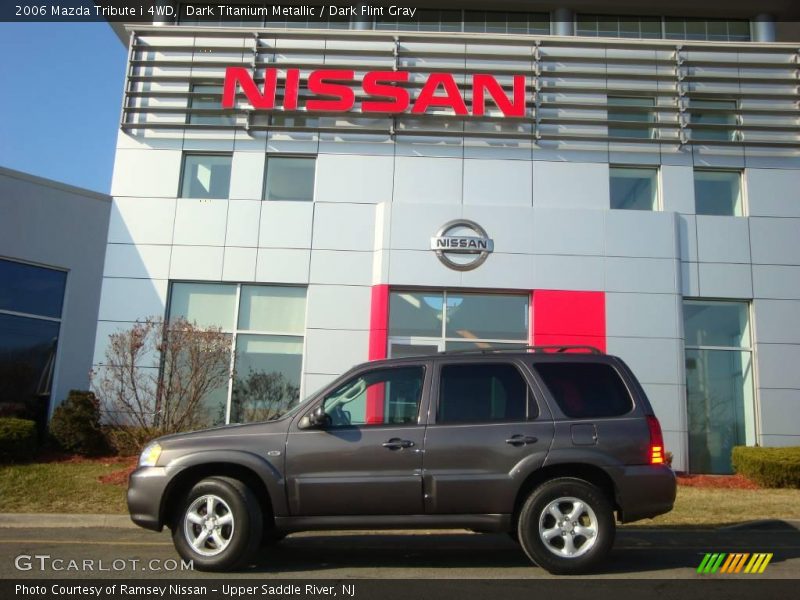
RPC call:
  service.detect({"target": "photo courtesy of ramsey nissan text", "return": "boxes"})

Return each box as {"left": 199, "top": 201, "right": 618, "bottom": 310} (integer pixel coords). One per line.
{"left": 1, "top": 1, "right": 799, "bottom": 599}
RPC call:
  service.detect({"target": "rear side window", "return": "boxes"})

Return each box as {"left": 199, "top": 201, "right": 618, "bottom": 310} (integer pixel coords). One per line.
{"left": 534, "top": 362, "right": 633, "bottom": 418}
{"left": 438, "top": 363, "right": 531, "bottom": 424}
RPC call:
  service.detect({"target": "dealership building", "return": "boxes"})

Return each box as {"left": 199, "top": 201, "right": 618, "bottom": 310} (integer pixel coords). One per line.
{"left": 93, "top": 1, "right": 800, "bottom": 473}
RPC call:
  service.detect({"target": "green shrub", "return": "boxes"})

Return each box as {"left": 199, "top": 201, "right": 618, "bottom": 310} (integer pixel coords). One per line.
{"left": 0, "top": 418, "right": 38, "bottom": 462}
{"left": 49, "top": 390, "right": 108, "bottom": 456}
{"left": 732, "top": 446, "right": 800, "bottom": 489}
{"left": 103, "top": 426, "right": 152, "bottom": 457}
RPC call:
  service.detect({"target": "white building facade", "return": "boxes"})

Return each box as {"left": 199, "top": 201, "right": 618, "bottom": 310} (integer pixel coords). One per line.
{"left": 98, "top": 4, "right": 800, "bottom": 473}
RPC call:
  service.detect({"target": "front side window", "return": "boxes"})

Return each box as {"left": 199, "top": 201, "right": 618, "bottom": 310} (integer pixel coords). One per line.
{"left": 694, "top": 170, "right": 743, "bottom": 216}
{"left": 438, "top": 363, "right": 530, "bottom": 424}
{"left": 607, "top": 96, "right": 655, "bottom": 139}
{"left": 534, "top": 362, "right": 633, "bottom": 418}
{"left": 180, "top": 154, "right": 232, "bottom": 199}
{"left": 684, "top": 300, "right": 755, "bottom": 474}
{"left": 610, "top": 167, "right": 659, "bottom": 210}
{"left": 322, "top": 366, "right": 425, "bottom": 427}
{"left": 168, "top": 282, "right": 306, "bottom": 425}
{"left": 264, "top": 156, "right": 316, "bottom": 201}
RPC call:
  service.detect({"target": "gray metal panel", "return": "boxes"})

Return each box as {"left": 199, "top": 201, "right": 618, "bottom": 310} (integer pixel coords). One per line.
{"left": 606, "top": 336, "right": 683, "bottom": 385}
{"left": 605, "top": 257, "right": 679, "bottom": 294}
{"left": 754, "top": 300, "right": 800, "bottom": 344}
{"left": 752, "top": 265, "right": 800, "bottom": 300}
{"left": 750, "top": 218, "right": 800, "bottom": 266}
{"left": 677, "top": 215, "right": 698, "bottom": 262}
{"left": 755, "top": 343, "right": 800, "bottom": 389}
{"left": 698, "top": 263, "right": 754, "bottom": 298}
{"left": 661, "top": 166, "right": 696, "bottom": 214}
{"left": 605, "top": 210, "right": 678, "bottom": 259}
{"left": 696, "top": 216, "right": 752, "bottom": 264}
{"left": 758, "top": 389, "right": 800, "bottom": 436}
{"left": 531, "top": 208, "right": 605, "bottom": 256}
{"left": 606, "top": 292, "right": 681, "bottom": 339}
{"left": 746, "top": 169, "right": 800, "bottom": 218}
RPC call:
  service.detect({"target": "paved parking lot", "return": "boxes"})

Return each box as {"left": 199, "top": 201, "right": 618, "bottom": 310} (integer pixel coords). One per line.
{"left": 1, "top": 524, "right": 798, "bottom": 579}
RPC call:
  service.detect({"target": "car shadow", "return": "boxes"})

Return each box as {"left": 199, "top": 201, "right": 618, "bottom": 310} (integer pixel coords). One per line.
{"left": 238, "top": 526, "right": 800, "bottom": 576}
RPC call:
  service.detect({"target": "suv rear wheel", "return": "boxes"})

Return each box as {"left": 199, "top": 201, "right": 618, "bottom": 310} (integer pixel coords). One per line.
{"left": 517, "top": 477, "right": 615, "bottom": 574}
{"left": 172, "top": 476, "right": 262, "bottom": 571}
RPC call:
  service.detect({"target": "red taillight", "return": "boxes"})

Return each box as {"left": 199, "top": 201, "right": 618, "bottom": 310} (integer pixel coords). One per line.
{"left": 647, "top": 415, "right": 665, "bottom": 465}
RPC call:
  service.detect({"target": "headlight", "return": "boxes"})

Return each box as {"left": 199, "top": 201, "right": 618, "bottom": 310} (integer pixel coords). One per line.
{"left": 139, "top": 442, "right": 162, "bottom": 467}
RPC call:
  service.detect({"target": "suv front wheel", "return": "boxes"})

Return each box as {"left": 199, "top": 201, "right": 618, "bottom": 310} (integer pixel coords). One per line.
{"left": 172, "top": 476, "right": 262, "bottom": 571}
{"left": 517, "top": 477, "right": 615, "bottom": 575}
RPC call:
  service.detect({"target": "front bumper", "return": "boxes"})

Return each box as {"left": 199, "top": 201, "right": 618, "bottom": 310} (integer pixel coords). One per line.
{"left": 127, "top": 466, "right": 170, "bottom": 531}
{"left": 615, "top": 464, "right": 677, "bottom": 523}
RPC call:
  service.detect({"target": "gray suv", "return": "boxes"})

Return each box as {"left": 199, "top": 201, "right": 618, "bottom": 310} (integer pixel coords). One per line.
{"left": 128, "top": 346, "right": 675, "bottom": 574}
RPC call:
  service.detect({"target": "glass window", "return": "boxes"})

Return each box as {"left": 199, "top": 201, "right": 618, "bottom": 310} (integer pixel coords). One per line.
{"left": 322, "top": 366, "right": 425, "bottom": 427}
{"left": 694, "top": 170, "right": 743, "bottom": 216}
{"left": 684, "top": 300, "right": 750, "bottom": 348}
{"left": 188, "top": 84, "right": 234, "bottom": 126}
{"left": 264, "top": 156, "right": 316, "bottom": 201}
{"left": 438, "top": 363, "right": 530, "bottom": 424}
{"left": 534, "top": 362, "right": 633, "bottom": 418}
{"left": 231, "top": 335, "right": 303, "bottom": 423}
{"left": 388, "top": 290, "right": 530, "bottom": 357}
{"left": 610, "top": 167, "right": 659, "bottom": 211}
{"left": 444, "top": 293, "right": 529, "bottom": 341}
{"left": 169, "top": 283, "right": 237, "bottom": 330}
{"left": 690, "top": 99, "right": 737, "bottom": 142}
{"left": 0, "top": 259, "right": 67, "bottom": 319}
{"left": 389, "top": 291, "right": 444, "bottom": 338}
{"left": 180, "top": 154, "right": 232, "bottom": 199}
{"left": 665, "top": 18, "right": 750, "bottom": 41}
{"left": 168, "top": 283, "right": 307, "bottom": 425}
{"left": 0, "top": 313, "right": 60, "bottom": 413}
{"left": 684, "top": 300, "right": 754, "bottom": 474}
{"left": 607, "top": 96, "right": 654, "bottom": 139}
{"left": 577, "top": 15, "right": 663, "bottom": 39}
{"left": 238, "top": 286, "right": 306, "bottom": 333}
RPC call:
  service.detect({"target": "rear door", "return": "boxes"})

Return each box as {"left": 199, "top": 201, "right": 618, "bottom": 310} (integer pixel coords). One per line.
{"left": 421, "top": 358, "right": 555, "bottom": 515}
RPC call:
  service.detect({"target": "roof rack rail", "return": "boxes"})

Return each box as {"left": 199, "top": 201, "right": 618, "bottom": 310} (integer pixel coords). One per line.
{"left": 436, "top": 345, "right": 603, "bottom": 356}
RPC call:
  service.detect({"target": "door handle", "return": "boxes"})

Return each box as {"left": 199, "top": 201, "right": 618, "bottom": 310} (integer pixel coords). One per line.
{"left": 505, "top": 435, "right": 538, "bottom": 446}
{"left": 382, "top": 438, "right": 415, "bottom": 450}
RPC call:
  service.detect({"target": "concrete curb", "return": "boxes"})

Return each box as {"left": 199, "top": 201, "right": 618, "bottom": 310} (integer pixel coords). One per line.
{"left": 0, "top": 514, "right": 135, "bottom": 529}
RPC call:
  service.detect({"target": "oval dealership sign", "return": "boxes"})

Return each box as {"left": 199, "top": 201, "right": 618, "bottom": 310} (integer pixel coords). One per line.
{"left": 431, "top": 220, "right": 494, "bottom": 271}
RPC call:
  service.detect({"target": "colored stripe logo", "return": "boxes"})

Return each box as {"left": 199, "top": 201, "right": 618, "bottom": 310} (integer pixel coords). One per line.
{"left": 697, "top": 553, "right": 773, "bottom": 574}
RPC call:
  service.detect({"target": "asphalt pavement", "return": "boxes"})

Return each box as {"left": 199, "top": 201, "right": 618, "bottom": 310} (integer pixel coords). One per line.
{"left": 0, "top": 521, "right": 798, "bottom": 579}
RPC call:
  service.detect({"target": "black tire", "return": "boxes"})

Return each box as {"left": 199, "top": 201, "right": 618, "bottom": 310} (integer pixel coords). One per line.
{"left": 172, "top": 476, "right": 262, "bottom": 571}
{"left": 517, "top": 477, "right": 615, "bottom": 575}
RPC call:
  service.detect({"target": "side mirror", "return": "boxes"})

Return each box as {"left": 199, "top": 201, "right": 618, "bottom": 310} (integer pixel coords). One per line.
{"left": 298, "top": 406, "right": 331, "bottom": 430}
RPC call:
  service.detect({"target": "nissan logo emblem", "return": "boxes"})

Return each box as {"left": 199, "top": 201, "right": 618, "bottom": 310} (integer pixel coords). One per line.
{"left": 430, "top": 219, "right": 494, "bottom": 271}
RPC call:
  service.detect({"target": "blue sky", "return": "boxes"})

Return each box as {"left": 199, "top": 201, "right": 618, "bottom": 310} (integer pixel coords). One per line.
{"left": 0, "top": 23, "right": 126, "bottom": 193}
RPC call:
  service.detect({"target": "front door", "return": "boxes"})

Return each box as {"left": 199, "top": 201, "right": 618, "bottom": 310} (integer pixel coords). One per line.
{"left": 422, "top": 359, "right": 554, "bottom": 515}
{"left": 285, "top": 364, "right": 429, "bottom": 516}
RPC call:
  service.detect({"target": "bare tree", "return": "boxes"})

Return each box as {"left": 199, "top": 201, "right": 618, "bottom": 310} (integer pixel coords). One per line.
{"left": 92, "top": 317, "right": 231, "bottom": 441}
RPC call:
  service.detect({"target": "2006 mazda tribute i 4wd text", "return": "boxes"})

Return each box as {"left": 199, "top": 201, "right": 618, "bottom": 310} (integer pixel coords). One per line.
{"left": 128, "top": 346, "right": 676, "bottom": 574}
